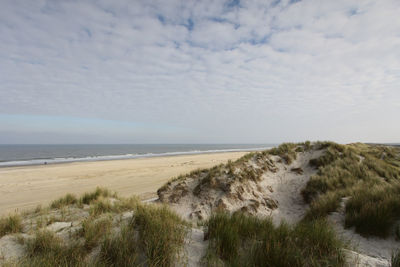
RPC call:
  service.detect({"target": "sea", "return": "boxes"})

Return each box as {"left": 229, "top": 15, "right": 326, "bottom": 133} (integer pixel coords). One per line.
{"left": 0, "top": 144, "right": 274, "bottom": 167}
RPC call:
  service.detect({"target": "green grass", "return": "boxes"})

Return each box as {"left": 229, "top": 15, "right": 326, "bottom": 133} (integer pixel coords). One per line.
{"left": 268, "top": 143, "right": 298, "bottom": 164}
{"left": 206, "top": 212, "right": 345, "bottom": 267}
{"left": 304, "top": 192, "right": 341, "bottom": 221}
{"left": 392, "top": 250, "right": 400, "bottom": 267}
{"left": 89, "top": 198, "right": 114, "bottom": 216}
{"left": 0, "top": 214, "right": 23, "bottom": 237}
{"left": 301, "top": 142, "right": 400, "bottom": 238}
{"left": 81, "top": 216, "right": 113, "bottom": 250}
{"left": 133, "top": 204, "right": 188, "bottom": 266}
{"left": 2, "top": 188, "right": 187, "bottom": 267}
{"left": 50, "top": 193, "right": 78, "bottom": 209}
{"left": 80, "top": 187, "right": 114, "bottom": 205}
{"left": 97, "top": 224, "right": 138, "bottom": 267}
{"left": 97, "top": 203, "right": 188, "bottom": 267}
{"left": 344, "top": 183, "right": 400, "bottom": 237}
{"left": 20, "top": 230, "right": 86, "bottom": 267}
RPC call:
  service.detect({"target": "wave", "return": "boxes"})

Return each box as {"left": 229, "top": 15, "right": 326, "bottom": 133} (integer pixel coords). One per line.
{"left": 0, "top": 147, "right": 272, "bottom": 168}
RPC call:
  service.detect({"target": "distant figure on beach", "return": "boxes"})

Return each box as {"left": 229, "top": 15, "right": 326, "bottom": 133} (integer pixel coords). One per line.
{"left": 44, "top": 162, "right": 47, "bottom": 165}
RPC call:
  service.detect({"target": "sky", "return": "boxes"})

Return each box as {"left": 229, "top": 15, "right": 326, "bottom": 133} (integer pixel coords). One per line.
{"left": 0, "top": 0, "right": 399, "bottom": 144}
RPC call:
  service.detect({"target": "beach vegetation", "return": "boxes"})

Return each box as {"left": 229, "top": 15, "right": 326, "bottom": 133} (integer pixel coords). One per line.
{"left": 79, "top": 187, "right": 114, "bottom": 205}
{"left": 205, "top": 211, "right": 345, "bottom": 266}
{"left": 97, "top": 224, "right": 138, "bottom": 266}
{"left": 268, "top": 142, "right": 298, "bottom": 164}
{"left": 21, "top": 230, "right": 86, "bottom": 266}
{"left": 0, "top": 214, "right": 23, "bottom": 237}
{"left": 301, "top": 142, "right": 400, "bottom": 238}
{"left": 133, "top": 204, "right": 188, "bottom": 266}
{"left": 81, "top": 215, "right": 113, "bottom": 250}
{"left": 50, "top": 193, "right": 78, "bottom": 209}
{"left": 89, "top": 198, "right": 113, "bottom": 216}
{"left": 392, "top": 250, "right": 400, "bottom": 267}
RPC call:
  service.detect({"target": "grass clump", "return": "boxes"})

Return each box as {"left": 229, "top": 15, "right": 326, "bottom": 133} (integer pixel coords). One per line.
{"left": 304, "top": 192, "right": 341, "bottom": 221}
{"left": 302, "top": 142, "right": 400, "bottom": 238}
{"left": 268, "top": 143, "right": 298, "bottom": 164}
{"left": 50, "top": 193, "right": 77, "bottom": 209}
{"left": 97, "top": 224, "right": 138, "bottom": 267}
{"left": 133, "top": 204, "right": 188, "bottom": 266}
{"left": 89, "top": 198, "right": 113, "bottom": 216}
{"left": 344, "top": 183, "right": 400, "bottom": 237}
{"left": 80, "top": 187, "right": 113, "bottom": 205}
{"left": 21, "top": 230, "right": 86, "bottom": 266}
{"left": 0, "top": 214, "right": 23, "bottom": 237}
{"left": 81, "top": 216, "right": 113, "bottom": 250}
{"left": 206, "top": 212, "right": 345, "bottom": 267}
{"left": 97, "top": 203, "right": 187, "bottom": 267}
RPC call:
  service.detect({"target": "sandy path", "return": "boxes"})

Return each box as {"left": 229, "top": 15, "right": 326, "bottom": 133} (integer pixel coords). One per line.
{"left": 0, "top": 152, "right": 247, "bottom": 216}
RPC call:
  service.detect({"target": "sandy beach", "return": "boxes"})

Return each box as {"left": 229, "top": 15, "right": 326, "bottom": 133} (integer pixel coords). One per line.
{"left": 0, "top": 152, "right": 247, "bottom": 216}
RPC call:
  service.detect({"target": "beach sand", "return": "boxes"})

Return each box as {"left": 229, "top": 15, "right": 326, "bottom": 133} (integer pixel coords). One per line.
{"left": 0, "top": 152, "right": 247, "bottom": 216}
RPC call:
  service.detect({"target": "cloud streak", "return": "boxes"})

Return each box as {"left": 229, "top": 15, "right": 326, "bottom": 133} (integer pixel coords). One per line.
{"left": 0, "top": 0, "right": 399, "bottom": 143}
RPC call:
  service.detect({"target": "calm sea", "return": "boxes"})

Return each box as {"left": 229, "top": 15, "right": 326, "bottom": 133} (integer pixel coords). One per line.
{"left": 0, "top": 144, "right": 274, "bottom": 167}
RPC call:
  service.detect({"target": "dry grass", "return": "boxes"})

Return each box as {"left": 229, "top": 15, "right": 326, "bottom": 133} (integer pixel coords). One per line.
{"left": 0, "top": 214, "right": 23, "bottom": 237}
{"left": 50, "top": 193, "right": 78, "bottom": 209}
{"left": 80, "top": 187, "right": 114, "bottom": 205}
{"left": 21, "top": 230, "right": 86, "bottom": 266}
{"left": 81, "top": 215, "right": 113, "bottom": 250}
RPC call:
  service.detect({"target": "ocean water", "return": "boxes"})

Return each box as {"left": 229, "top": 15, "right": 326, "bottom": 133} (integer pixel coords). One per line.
{"left": 0, "top": 144, "right": 274, "bottom": 167}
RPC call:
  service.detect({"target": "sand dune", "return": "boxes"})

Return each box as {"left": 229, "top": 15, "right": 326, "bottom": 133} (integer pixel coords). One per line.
{"left": 0, "top": 152, "right": 247, "bottom": 216}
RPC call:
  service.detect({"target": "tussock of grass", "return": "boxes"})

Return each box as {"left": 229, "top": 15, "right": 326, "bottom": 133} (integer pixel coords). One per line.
{"left": 302, "top": 142, "right": 400, "bottom": 238}
{"left": 0, "top": 214, "right": 23, "bottom": 237}
{"left": 80, "top": 187, "right": 114, "bottom": 205}
{"left": 113, "top": 196, "right": 139, "bottom": 212}
{"left": 345, "top": 183, "right": 400, "bottom": 237}
{"left": 97, "top": 203, "right": 187, "bottom": 267}
{"left": 268, "top": 143, "right": 298, "bottom": 164}
{"left": 81, "top": 216, "right": 112, "bottom": 250}
{"left": 133, "top": 204, "right": 188, "bottom": 266}
{"left": 304, "top": 192, "right": 341, "bottom": 221}
{"left": 97, "top": 224, "right": 138, "bottom": 266}
{"left": 206, "top": 212, "right": 345, "bottom": 267}
{"left": 2, "top": 187, "right": 187, "bottom": 267}
{"left": 22, "top": 230, "right": 85, "bottom": 266}
{"left": 50, "top": 193, "right": 78, "bottom": 209}
{"left": 89, "top": 198, "right": 113, "bottom": 216}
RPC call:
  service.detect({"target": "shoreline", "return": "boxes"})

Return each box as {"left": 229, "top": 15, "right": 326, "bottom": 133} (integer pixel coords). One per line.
{"left": 0, "top": 147, "right": 270, "bottom": 168}
{"left": 0, "top": 151, "right": 250, "bottom": 216}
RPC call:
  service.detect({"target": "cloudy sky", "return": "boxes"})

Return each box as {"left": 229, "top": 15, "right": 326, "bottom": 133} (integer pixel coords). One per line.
{"left": 1, "top": 0, "right": 399, "bottom": 144}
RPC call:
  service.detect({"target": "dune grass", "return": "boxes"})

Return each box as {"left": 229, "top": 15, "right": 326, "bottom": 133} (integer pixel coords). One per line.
{"left": 50, "top": 193, "right": 78, "bottom": 209}
{"left": 96, "top": 203, "right": 188, "bottom": 267}
{"left": 0, "top": 214, "right": 23, "bottom": 237}
{"left": 268, "top": 142, "right": 298, "bottom": 164}
{"left": 97, "top": 224, "right": 138, "bottom": 267}
{"left": 133, "top": 204, "right": 188, "bottom": 266}
{"left": 205, "top": 211, "right": 345, "bottom": 267}
{"left": 344, "top": 183, "right": 400, "bottom": 237}
{"left": 392, "top": 250, "right": 400, "bottom": 267}
{"left": 81, "top": 215, "right": 113, "bottom": 250}
{"left": 80, "top": 187, "right": 114, "bottom": 205}
{"left": 2, "top": 186, "right": 187, "bottom": 267}
{"left": 20, "top": 230, "right": 86, "bottom": 267}
{"left": 301, "top": 142, "right": 400, "bottom": 238}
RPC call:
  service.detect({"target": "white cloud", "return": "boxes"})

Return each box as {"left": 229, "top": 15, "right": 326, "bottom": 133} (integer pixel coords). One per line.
{"left": 0, "top": 0, "right": 400, "bottom": 143}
